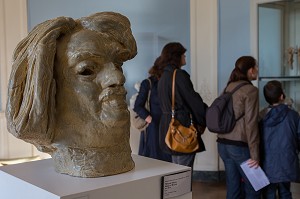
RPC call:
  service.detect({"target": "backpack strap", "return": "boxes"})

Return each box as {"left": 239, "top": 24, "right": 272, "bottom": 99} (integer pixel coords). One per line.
{"left": 145, "top": 78, "right": 152, "bottom": 111}
{"left": 147, "top": 78, "right": 152, "bottom": 95}
{"left": 228, "top": 82, "right": 249, "bottom": 121}
{"left": 229, "top": 82, "right": 249, "bottom": 94}
{"left": 147, "top": 78, "right": 152, "bottom": 89}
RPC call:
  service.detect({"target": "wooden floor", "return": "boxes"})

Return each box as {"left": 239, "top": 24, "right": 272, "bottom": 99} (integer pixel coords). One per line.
{"left": 192, "top": 181, "right": 300, "bottom": 199}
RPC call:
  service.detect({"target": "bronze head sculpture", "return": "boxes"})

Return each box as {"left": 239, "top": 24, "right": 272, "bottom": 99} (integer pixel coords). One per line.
{"left": 5, "top": 12, "right": 137, "bottom": 177}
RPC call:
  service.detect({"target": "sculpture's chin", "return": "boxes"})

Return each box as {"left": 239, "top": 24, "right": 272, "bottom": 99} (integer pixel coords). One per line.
{"left": 100, "top": 104, "right": 129, "bottom": 128}
{"left": 51, "top": 144, "right": 134, "bottom": 177}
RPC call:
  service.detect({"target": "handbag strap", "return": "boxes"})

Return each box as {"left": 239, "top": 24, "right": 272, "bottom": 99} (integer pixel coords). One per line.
{"left": 171, "top": 70, "right": 177, "bottom": 118}
{"left": 171, "top": 69, "right": 193, "bottom": 124}
{"left": 146, "top": 78, "right": 152, "bottom": 111}
{"left": 147, "top": 78, "right": 152, "bottom": 99}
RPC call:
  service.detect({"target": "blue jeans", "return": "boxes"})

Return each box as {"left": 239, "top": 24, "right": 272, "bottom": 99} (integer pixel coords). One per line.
{"left": 263, "top": 182, "right": 292, "bottom": 199}
{"left": 218, "top": 143, "right": 261, "bottom": 199}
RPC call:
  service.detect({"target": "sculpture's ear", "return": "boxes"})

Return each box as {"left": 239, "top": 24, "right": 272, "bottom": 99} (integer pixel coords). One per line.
{"left": 5, "top": 17, "right": 76, "bottom": 148}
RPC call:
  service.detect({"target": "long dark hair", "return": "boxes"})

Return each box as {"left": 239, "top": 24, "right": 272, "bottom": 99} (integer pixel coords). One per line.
{"left": 148, "top": 56, "right": 163, "bottom": 79}
{"left": 157, "top": 42, "right": 186, "bottom": 70}
{"left": 227, "top": 56, "right": 257, "bottom": 85}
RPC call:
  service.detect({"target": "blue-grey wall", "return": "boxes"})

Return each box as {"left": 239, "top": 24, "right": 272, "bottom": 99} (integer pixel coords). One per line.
{"left": 218, "top": 0, "right": 251, "bottom": 93}
{"left": 27, "top": 0, "right": 190, "bottom": 103}
{"left": 28, "top": 0, "right": 254, "bottom": 98}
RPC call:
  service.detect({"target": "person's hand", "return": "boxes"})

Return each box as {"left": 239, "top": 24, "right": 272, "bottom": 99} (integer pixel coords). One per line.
{"left": 247, "top": 159, "right": 259, "bottom": 169}
{"left": 145, "top": 115, "right": 152, "bottom": 124}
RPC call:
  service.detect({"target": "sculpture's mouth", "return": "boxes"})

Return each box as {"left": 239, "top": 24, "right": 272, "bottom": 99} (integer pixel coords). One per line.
{"left": 98, "top": 86, "right": 129, "bottom": 126}
{"left": 99, "top": 86, "right": 127, "bottom": 109}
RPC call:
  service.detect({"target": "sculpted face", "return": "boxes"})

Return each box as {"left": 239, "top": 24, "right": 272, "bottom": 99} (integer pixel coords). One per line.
{"left": 49, "top": 29, "right": 134, "bottom": 177}
{"left": 54, "top": 29, "right": 129, "bottom": 148}
{"left": 6, "top": 12, "right": 136, "bottom": 177}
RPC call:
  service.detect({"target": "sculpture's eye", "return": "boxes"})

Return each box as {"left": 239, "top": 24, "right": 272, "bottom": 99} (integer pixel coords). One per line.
{"left": 76, "top": 62, "right": 96, "bottom": 77}
{"left": 79, "top": 68, "right": 94, "bottom": 76}
{"left": 113, "top": 62, "right": 123, "bottom": 72}
{"left": 114, "top": 62, "right": 123, "bottom": 69}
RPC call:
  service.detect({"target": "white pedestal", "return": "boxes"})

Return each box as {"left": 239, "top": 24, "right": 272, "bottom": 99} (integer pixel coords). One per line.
{"left": 0, "top": 154, "right": 192, "bottom": 199}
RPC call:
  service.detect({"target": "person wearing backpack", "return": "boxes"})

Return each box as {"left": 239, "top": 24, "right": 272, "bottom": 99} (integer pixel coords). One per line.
{"left": 217, "top": 56, "right": 261, "bottom": 199}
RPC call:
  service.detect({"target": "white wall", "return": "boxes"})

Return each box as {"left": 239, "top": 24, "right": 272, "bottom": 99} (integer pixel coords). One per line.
{"left": 190, "top": 0, "right": 219, "bottom": 171}
{"left": 0, "top": 0, "right": 36, "bottom": 159}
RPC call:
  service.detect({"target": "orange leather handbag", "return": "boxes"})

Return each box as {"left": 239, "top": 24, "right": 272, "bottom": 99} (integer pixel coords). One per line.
{"left": 165, "top": 69, "right": 199, "bottom": 153}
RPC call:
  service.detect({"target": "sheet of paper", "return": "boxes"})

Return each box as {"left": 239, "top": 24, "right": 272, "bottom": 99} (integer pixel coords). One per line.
{"left": 240, "top": 160, "right": 270, "bottom": 191}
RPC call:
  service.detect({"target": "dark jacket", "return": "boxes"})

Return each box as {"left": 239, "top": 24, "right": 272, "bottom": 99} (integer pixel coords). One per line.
{"left": 217, "top": 80, "right": 260, "bottom": 161}
{"left": 133, "top": 78, "right": 152, "bottom": 120}
{"left": 157, "top": 65, "right": 207, "bottom": 155}
{"left": 134, "top": 76, "right": 172, "bottom": 162}
{"left": 260, "top": 104, "right": 300, "bottom": 183}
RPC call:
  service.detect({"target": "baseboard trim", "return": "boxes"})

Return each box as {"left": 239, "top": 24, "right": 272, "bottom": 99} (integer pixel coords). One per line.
{"left": 192, "top": 170, "right": 225, "bottom": 182}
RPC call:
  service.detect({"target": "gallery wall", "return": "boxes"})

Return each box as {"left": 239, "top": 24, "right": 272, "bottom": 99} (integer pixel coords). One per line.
{"left": 218, "top": 0, "right": 251, "bottom": 93}
{"left": 27, "top": 0, "right": 190, "bottom": 103}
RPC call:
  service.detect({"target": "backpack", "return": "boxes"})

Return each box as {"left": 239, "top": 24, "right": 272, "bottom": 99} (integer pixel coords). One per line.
{"left": 205, "top": 82, "right": 248, "bottom": 134}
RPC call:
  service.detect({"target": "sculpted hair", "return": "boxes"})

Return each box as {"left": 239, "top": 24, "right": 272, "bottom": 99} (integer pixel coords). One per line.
{"left": 5, "top": 12, "right": 137, "bottom": 152}
{"left": 79, "top": 12, "right": 137, "bottom": 63}
{"left": 6, "top": 17, "right": 76, "bottom": 151}
{"left": 227, "top": 56, "right": 257, "bottom": 85}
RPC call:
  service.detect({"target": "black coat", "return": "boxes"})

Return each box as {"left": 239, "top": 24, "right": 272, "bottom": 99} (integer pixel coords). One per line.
{"left": 157, "top": 65, "right": 207, "bottom": 155}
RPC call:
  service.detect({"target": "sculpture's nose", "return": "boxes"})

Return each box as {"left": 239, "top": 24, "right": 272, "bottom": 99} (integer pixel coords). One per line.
{"left": 96, "top": 63, "right": 125, "bottom": 88}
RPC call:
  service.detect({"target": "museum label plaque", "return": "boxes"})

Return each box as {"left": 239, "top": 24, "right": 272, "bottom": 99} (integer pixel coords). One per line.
{"left": 161, "top": 170, "right": 192, "bottom": 199}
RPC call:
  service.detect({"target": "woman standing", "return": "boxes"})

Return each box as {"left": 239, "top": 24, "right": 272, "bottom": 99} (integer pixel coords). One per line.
{"left": 217, "top": 56, "right": 260, "bottom": 199}
{"left": 157, "top": 42, "right": 207, "bottom": 168}
{"left": 134, "top": 57, "right": 172, "bottom": 162}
